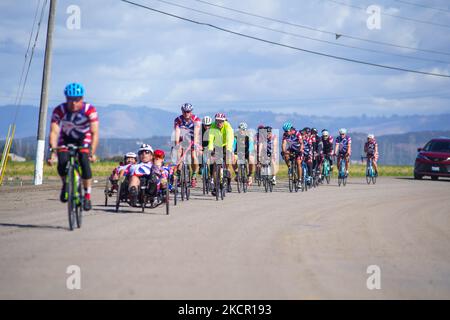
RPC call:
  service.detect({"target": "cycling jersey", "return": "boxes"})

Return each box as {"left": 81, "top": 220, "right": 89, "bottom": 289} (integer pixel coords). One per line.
{"left": 303, "top": 135, "right": 314, "bottom": 156}
{"left": 117, "top": 163, "right": 133, "bottom": 177}
{"left": 174, "top": 114, "right": 201, "bottom": 142}
{"left": 130, "top": 161, "right": 153, "bottom": 177}
{"left": 282, "top": 131, "right": 302, "bottom": 153}
{"left": 201, "top": 125, "right": 210, "bottom": 148}
{"left": 51, "top": 102, "right": 98, "bottom": 147}
{"left": 233, "top": 132, "right": 254, "bottom": 155}
{"left": 322, "top": 135, "right": 334, "bottom": 154}
{"left": 365, "top": 140, "right": 378, "bottom": 161}
{"left": 208, "top": 121, "right": 234, "bottom": 153}
{"left": 336, "top": 135, "right": 352, "bottom": 155}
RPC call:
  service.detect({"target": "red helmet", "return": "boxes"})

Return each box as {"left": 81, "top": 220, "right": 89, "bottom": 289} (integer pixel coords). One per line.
{"left": 154, "top": 149, "right": 165, "bottom": 158}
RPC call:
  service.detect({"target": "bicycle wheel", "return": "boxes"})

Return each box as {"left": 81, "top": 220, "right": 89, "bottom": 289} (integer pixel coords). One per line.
{"left": 172, "top": 174, "right": 178, "bottom": 206}
{"left": 180, "top": 166, "right": 185, "bottom": 201}
{"left": 165, "top": 187, "right": 170, "bottom": 215}
{"left": 75, "top": 172, "right": 83, "bottom": 229}
{"left": 215, "top": 164, "right": 220, "bottom": 201}
{"left": 244, "top": 165, "right": 249, "bottom": 193}
{"left": 288, "top": 165, "right": 294, "bottom": 193}
{"left": 326, "top": 174, "right": 331, "bottom": 184}
{"left": 366, "top": 173, "right": 371, "bottom": 184}
{"left": 372, "top": 175, "right": 377, "bottom": 185}
{"left": 294, "top": 162, "right": 300, "bottom": 193}
{"left": 236, "top": 164, "right": 241, "bottom": 194}
{"left": 185, "top": 164, "right": 191, "bottom": 201}
{"left": 256, "top": 166, "right": 261, "bottom": 187}
{"left": 115, "top": 180, "right": 122, "bottom": 212}
{"left": 67, "top": 166, "right": 76, "bottom": 231}
{"left": 104, "top": 179, "right": 110, "bottom": 206}
{"left": 302, "top": 166, "right": 308, "bottom": 192}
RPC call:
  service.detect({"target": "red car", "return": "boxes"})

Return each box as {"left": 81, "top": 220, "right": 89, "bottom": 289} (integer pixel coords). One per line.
{"left": 414, "top": 137, "right": 450, "bottom": 180}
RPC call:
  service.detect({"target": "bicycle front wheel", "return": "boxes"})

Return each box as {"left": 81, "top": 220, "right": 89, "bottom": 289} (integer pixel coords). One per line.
{"left": 67, "top": 166, "right": 76, "bottom": 231}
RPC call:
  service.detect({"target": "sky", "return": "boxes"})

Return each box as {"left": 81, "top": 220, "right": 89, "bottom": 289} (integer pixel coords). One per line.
{"left": 1, "top": 0, "right": 450, "bottom": 117}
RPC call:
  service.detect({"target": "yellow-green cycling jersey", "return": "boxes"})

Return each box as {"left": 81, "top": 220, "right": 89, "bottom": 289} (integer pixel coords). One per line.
{"left": 207, "top": 121, "right": 234, "bottom": 152}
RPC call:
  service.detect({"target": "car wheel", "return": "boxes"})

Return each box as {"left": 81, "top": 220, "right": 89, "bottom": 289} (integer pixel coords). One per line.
{"left": 414, "top": 173, "right": 423, "bottom": 180}
{"left": 431, "top": 176, "right": 439, "bottom": 181}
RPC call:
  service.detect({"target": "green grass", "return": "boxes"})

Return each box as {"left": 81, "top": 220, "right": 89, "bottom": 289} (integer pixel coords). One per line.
{"left": 3, "top": 161, "right": 413, "bottom": 178}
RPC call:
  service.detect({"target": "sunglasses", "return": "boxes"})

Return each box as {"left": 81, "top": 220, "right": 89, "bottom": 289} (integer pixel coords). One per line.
{"left": 139, "top": 150, "right": 152, "bottom": 155}
{"left": 67, "top": 97, "right": 82, "bottom": 102}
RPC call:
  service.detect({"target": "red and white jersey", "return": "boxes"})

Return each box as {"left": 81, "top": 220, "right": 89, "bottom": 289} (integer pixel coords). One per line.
{"left": 130, "top": 161, "right": 153, "bottom": 177}
{"left": 51, "top": 102, "right": 98, "bottom": 147}
{"left": 173, "top": 114, "right": 201, "bottom": 141}
{"left": 117, "top": 163, "right": 134, "bottom": 176}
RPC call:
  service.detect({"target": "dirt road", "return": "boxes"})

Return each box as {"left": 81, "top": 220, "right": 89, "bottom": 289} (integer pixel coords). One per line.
{"left": 0, "top": 177, "right": 449, "bottom": 299}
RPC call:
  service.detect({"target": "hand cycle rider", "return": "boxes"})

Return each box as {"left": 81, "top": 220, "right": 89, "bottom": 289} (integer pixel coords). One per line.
{"left": 47, "top": 82, "right": 99, "bottom": 211}
{"left": 258, "top": 126, "right": 279, "bottom": 185}
{"left": 364, "top": 134, "right": 379, "bottom": 176}
{"left": 232, "top": 122, "right": 256, "bottom": 186}
{"left": 173, "top": 103, "right": 202, "bottom": 188}
{"left": 128, "top": 144, "right": 154, "bottom": 207}
{"left": 109, "top": 152, "right": 138, "bottom": 191}
{"left": 207, "top": 113, "right": 234, "bottom": 195}
{"left": 319, "top": 129, "right": 334, "bottom": 175}
{"left": 334, "top": 128, "right": 352, "bottom": 176}
{"left": 281, "top": 122, "right": 304, "bottom": 186}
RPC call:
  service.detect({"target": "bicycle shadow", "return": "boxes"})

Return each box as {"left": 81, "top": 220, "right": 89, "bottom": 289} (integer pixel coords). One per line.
{"left": 0, "top": 222, "right": 69, "bottom": 231}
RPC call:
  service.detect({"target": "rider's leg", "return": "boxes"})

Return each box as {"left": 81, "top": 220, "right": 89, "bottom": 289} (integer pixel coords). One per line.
{"left": 78, "top": 151, "right": 93, "bottom": 210}
{"left": 297, "top": 157, "right": 303, "bottom": 181}
{"left": 373, "top": 158, "right": 378, "bottom": 175}
{"left": 345, "top": 154, "right": 350, "bottom": 174}
{"left": 57, "top": 151, "right": 69, "bottom": 202}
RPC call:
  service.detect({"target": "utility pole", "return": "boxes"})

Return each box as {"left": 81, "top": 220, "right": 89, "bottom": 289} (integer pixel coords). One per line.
{"left": 34, "top": 0, "right": 57, "bottom": 185}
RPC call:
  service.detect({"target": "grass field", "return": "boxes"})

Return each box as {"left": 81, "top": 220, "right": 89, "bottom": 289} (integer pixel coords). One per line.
{"left": 3, "top": 161, "right": 413, "bottom": 179}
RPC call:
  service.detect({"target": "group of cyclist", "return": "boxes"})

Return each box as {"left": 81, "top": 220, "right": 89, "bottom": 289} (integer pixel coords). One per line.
{"left": 48, "top": 83, "right": 380, "bottom": 210}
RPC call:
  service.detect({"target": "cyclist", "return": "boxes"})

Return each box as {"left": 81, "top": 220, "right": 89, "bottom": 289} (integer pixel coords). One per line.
{"left": 300, "top": 127, "right": 314, "bottom": 183}
{"left": 128, "top": 144, "right": 154, "bottom": 207}
{"left": 364, "top": 134, "right": 379, "bottom": 176}
{"left": 147, "top": 149, "right": 170, "bottom": 197}
{"left": 335, "top": 128, "right": 352, "bottom": 176}
{"left": 109, "top": 152, "right": 138, "bottom": 190}
{"left": 258, "top": 126, "right": 278, "bottom": 185}
{"left": 199, "top": 116, "right": 213, "bottom": 177}
{"left": 173, "top": 103, "right": 201, "bottom": 187}
{"left": 281, "top": 122, "right": 303, "bottom": 185}
{"left": 232, "top": 122, "right": 255, "bottom": 186}
{"left": 319, "top": 129, "right": 334, "bottom": 175}
{"left": 47, "top": 82, "right": 98, "bottom": 211}
{"left": 208, "top": 113, "right": 234, "bottom": 195}
{"left": 254, "top": 124, "right": 266, "bottom": 183}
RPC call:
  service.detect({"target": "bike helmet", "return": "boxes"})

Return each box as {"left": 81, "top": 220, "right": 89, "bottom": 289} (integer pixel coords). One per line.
{"left": 322, "top": 130, "right": 329, "bottom": 137}
{"left": 367, "top": 133, "right": 375, "bottom": 139}
{"left": 282, "top": 122, "right": 292, "bottom": 132}
{"left": 138, "top": 144, "right": 154, "bottom": 153}
{"left": 154, "top": 149, "right": 165, "bottom": 158}
{"left": 202, "top": 116, "right": 212, "bottom": 125}
{"left": 311, "top": 128, "right": 318, "bottom": 134}
{"left": 181, "top": 103, "right": 193, "bottom": 113}
{"left": 339, "top": 128, "right": 347, "bottom": 134}
{"left": 304, "top": 127, "right": 311, "bottom": 134}
{"left": 265, "top": 126, "right": 272, "bottom": 133}
{"left": 238, "top": 122, "right": 248, "bottom": 130}
{"left": 257, "top": 124, "right": 265, "bottom": 130}
{"left": 124, "top": 152, "right": 137, "bottom": 160}
{"left": 215, "top": 113, "right": 226, "bottom": 121}
{"left": 64, "top": 82, "right": 85, "bottom": 97}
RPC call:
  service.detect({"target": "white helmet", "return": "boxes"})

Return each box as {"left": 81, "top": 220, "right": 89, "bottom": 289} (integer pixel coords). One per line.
{"left": 368, "top": 134, "right": 375, "bottom": 139}
{"left": 202, "top": 116, "right": 212, "bottom": 125}
{"left": 124, "top": 152, "right": 137, "bottom": 160}
{"left": 238, "top": 122, "right": 248, "bottom": 130}
{"left": 138, "top": 144, "right": 153, "bottom": 153}
{"left": 339, "top": 128, "right": 347, "bottom": 134}
{"left": 322, "top": 130, "right": 329, "bottom": 137}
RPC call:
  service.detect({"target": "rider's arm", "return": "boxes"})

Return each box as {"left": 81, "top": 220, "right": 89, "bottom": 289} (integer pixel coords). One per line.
{"left": 174, "top": 120, "right": 180, "bottom": 146}
{"left": 281, "top": 138, "right": 287, "bottom": 153}
{"left": 225, "top": 123, "right": 234, "bottom": 153}
{"left": 193, "top": 119, "right": 201, "bottom": 147}
{"left": 49, "top": 122, "right": 60, "bottom": 150}
{"left": 90, "top": 121, "right": 99, "bottom": 157}
{"left": 208, "top": 127, "right": 215, "bottom": 151}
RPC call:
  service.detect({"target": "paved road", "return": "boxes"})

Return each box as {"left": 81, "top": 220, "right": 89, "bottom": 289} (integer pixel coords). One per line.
{"left": 0, "top": 177, "right": 449, "bottom": 299}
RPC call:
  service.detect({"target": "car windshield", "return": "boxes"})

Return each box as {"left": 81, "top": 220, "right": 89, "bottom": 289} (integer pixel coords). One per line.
{"left": 425, "top": 141, "right": 450, "bottom": 153}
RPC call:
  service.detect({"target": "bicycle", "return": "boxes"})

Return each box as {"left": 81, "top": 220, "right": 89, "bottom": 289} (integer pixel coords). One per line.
{"left": 261, "top": 159, "right": 273, "bottom": 193}
{"left": 201, "top": 152, "right": 210, "bottom": 195}
{"left": 287, "top": 152, "right": 299, "bottom": 193}
{"left": 50, "top": 145, "right": 84, "bottom": 231}
{"left": 255, "top": 162, "right": 262, "bottom": 187}
{"left": 362, "top": 156, "right": 377, "bottom": 185}
{"left": 301, "top": 160, "right": 311, "bottom": 192}
{"left": 321, "top": 155, "right": 332, "bottom": 185}
{"left": 212, "top": 161, "right": 227, "bottom": 201}
{"left": 236, "top": 156, "right": 249, "bottom": 194}
{"left": 337, "top": 155, "right": 348, "bottom": 187}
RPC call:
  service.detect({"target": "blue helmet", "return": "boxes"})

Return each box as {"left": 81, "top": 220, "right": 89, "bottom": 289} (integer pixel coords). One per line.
{"left": 282, "top": 122, "right": 293, "bottom": 132}
{"left": 64, "top": 83, "right": 85, "bottom": 97}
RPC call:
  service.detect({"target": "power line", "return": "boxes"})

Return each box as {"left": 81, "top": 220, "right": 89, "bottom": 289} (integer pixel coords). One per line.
{"left": 152, "top": 0, "right": 449, "bottom": 65}
{"left": 393, "top": 0, "right": 450, "bottom": 14}
{"left": 13, "top": 0, "right": 48, "bottom": 125}
{"left": 120, "top": 0, "right": 450, "bottom": 78}
{"left": 323, "top": 0, "right": 450, "bottom": 29}
{"left": 191, "top": 0, "right": 450, "bottom": 57}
